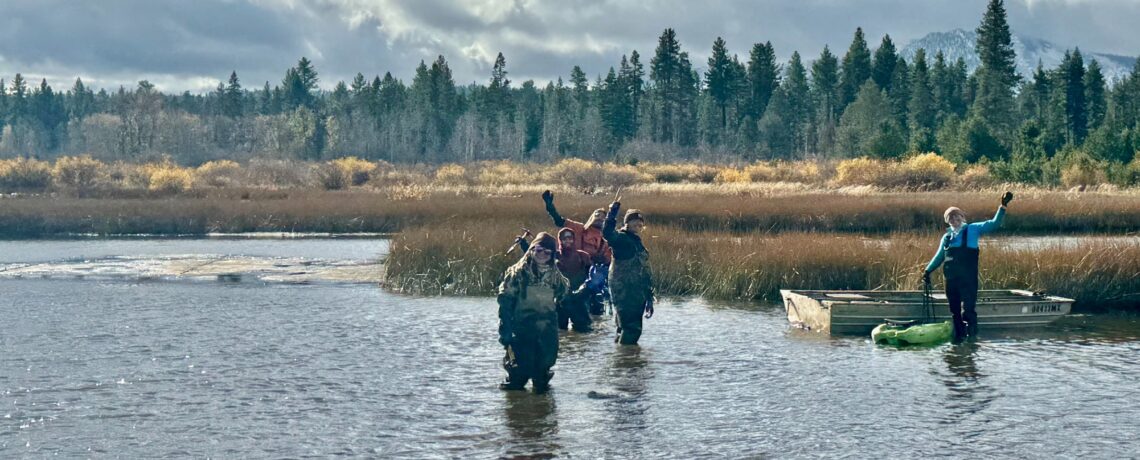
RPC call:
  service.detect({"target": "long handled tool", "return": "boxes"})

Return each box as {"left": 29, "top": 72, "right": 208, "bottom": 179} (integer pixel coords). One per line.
{"left": 504, "top": 227, "right": 532, "bottom": 256}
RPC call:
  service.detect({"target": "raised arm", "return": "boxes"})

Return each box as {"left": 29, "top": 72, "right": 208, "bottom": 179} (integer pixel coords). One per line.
{"left": 542, "top": 190, "right": 566, "bottom": 227}
{"left": 602, "top": 201, "right": 620, "bottom": 241}
{"left": 977, "top": 192, "right": 1012, "bottom": 235}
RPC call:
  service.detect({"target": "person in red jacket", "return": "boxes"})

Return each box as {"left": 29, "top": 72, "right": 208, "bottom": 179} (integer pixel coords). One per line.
{"left": 555, "top": 227, "right": 593, "bottom": 331}
{"left": 541, "top": 190, "right": 611, "bottom": 264}
{"left": 542, "top": 190, "right": 612, "bottom": 315}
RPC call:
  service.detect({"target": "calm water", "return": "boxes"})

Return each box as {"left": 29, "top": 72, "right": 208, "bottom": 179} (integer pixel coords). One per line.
{"left": 2, "top": 239, "right": 1140, "bottom": 458}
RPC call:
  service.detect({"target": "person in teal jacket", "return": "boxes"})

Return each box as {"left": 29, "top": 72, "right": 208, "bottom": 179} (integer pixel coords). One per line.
{"left": 923, "top": 191, "right": 1014, "bottom": 339}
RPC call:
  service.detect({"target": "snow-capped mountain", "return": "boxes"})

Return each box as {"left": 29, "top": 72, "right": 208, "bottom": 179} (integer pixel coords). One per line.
{"left": 901, "top": 29, "right": 1136, "bottom": 84}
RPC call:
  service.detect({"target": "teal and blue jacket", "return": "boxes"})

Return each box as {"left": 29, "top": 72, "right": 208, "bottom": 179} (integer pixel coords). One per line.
{"left": 924, "top": 206, "right": 1006, "bottom": 274}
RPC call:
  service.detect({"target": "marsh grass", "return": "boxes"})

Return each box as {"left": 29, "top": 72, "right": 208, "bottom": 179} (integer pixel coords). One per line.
{"left": 384, "top": 222, "right": 1140, "bottom": 311}
{"left": 4, "top": 187, "right": 1140, "bottom": 237}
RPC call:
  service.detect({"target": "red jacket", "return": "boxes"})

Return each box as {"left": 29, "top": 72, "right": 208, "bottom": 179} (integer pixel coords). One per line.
{"left": 562, "top": 218, "right": 612, "bottom": 264}
{"left": 556, "top": 227, "right": 593, "bottom": 287}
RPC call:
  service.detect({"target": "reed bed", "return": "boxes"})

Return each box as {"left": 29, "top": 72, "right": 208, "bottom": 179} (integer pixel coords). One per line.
{"left": 384, "top": 221, "right": 1140, "bottom": 311}
{"left": 4, "top": 187, "right": 1139, "bottom": 237}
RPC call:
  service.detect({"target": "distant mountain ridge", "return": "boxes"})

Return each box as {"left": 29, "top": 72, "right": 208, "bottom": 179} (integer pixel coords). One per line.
{"left": 901, "top": 29, "right": 1136, "bottom": 84}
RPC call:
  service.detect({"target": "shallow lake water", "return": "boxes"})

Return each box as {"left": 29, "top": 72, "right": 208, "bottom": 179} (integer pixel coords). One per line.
{"left": 2, "top": 238, "right": 1139, "bottom": 458}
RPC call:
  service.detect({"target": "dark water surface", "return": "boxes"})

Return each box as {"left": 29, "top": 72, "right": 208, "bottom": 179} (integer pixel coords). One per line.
{"left": 2, "top": 239, "right": 1139, "bottom": 458}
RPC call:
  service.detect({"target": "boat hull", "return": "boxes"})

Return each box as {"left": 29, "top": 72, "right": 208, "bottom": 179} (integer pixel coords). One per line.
{"left": 782, "top": 289, "right": 1073, "bottom": 335}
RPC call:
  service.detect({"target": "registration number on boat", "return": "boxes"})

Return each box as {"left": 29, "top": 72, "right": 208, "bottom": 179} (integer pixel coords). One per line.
{"left": 1022, "top": 303, "right": 1061, "bottom": 313}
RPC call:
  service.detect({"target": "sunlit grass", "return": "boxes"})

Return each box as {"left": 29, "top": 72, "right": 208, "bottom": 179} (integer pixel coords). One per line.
{"left": 384, "top": 222, "right": 1140, "bottom": 311}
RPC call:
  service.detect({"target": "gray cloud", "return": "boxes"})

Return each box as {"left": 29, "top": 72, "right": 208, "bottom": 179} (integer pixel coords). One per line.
{"left": 0, "top": 0, "right": 1135, "bottom": 94}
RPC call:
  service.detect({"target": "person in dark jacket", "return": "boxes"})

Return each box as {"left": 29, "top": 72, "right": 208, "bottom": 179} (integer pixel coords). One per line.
{"left": 497, "top": 232, "right": 570, "bottom": 393}
{"left": 602, "top": 201, "right": 654, "bottom": 345}
{"left": 923, "top": 191, "right": 1014, "bottom": 340}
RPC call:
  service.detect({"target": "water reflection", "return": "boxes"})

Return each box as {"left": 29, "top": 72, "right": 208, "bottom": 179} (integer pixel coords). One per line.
{"left": 502, "top": 391, "right": 560, "bottom": 458}
{"left": 600, "top": 346, "right": 651, "bottom": 437}
{"left": 943, "top": 341, "right": 981, "bottom": 381}
{"left": 939, "top": 341, "right": 996, "bottom": 422}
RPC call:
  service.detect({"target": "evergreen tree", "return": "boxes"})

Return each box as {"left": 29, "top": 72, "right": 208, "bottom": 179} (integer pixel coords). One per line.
{"left": 811, "top": 45, "right": 840, "bottom": 153}
{"left": 515, "top": 80, "right": 543, "bottom": 156}
{"left": 222, "top": 71, "right": 243, "bottom": 118}
{"left": 888, "top": 56, "right": 910, "bottom": 137}
{"left": 870, "top": 34, "right": 898, "bottom": 91}
{"left": 782, "top": 51, "right": 813, "bottom": 156}
{"left": 746, "top": 41, "right": 779, "bottom": 122}
{"left": 68, "top": 78, "right": 96, "bottom": 121}
{"left": 1058, "top": 49, "right": 1087, "bottom": 144}
{"left": 971, "top": 0, "right": 1019, "bottom": 139}
{"left": 569, "top": 65, "right": 589, "bottom": 118}
{"left": 706, "top": 37, "right": 736, "bottom": 130}
{"left": 626, "top": 51, "right": 645, "bottom": 136}
{"left": 283, "top": 57, "right": 319, "bottom": 110}
{"left": 0, "top": 79, "right": 7, "bottom": 132}
{"left": 1020, "top": 62, "right": 1051, "bottom": 122}
{"left": 837, "top": 81, "right": 905, "bottom": 158}
{"left": 838, "top": 28, "right": 872, "bottom": 114}
{"left": 649, "top": 28, "right": 698, "bottom": 145}
{"left": 486, "top": 52, "right": 512, "bottom": 121}
{"left": 8, "top": 74, "right": 28, "bottom": 122}
{"left": 31, "top": 79, "right": 66, "bottom": 151}
{"left": 908, "top": 49, "right": 936, "bottom": 152}
{"left": 1084, "top": 58, "right": 1107, "bottom": 134}
{"left": 1109, "top": 58, "right": 1140, "bottom": 129}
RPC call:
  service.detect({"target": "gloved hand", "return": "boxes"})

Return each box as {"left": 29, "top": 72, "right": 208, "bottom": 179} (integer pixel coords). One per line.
{"left": 610, "top": 201, "right": 621, "bottom": 212}
{"left": 1001, "top": 191, "right": 1013, "bottom": 207}
{"left": 922, "top": 270, "right": 931, "bottom": 285}
{"left": 542, "top": 190, "right": 554, "bottom": 204}
{"left": 644, "top": 297, "right": 654, "bottom": 319}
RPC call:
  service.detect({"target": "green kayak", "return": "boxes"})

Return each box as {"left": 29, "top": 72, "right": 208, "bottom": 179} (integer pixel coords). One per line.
{"left": 871, "top": 320, "right": 953, "bottom": 346}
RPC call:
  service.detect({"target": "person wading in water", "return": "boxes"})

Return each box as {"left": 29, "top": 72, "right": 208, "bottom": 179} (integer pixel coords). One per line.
{"left": 513, "top": 227, "right": 593, "bottom": 332}
{"left": 603, "top": 199, "right": 654, "bottom": 345}
{"left": 542, "top": 190, "right": 612, "bottom": 315}
{"left": 923, "top": 191, "right": 1014, "bottom": 340}
{"left": 497, "top": 233, "right": 570, "bottom": 393}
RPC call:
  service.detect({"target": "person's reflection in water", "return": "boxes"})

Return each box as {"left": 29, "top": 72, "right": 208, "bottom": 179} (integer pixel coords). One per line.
{"left": 502, "top": 391, "right": 560, "bottom": 458}
{"left": 594, "top": 345, "right": 651, "bottom": 451}
{"left": 943, "top": 341, "right": 981, "bottom": 380}
{"left": 938, "top": 341, "right": 996, "bottom": 423}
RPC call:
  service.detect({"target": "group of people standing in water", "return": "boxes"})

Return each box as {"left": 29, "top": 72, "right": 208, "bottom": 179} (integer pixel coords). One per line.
{"left": 496, "top": 188, "right": 1014, "bottom": 393}
{"left": 497, "top": 191, "right": 653, "bottom": 392}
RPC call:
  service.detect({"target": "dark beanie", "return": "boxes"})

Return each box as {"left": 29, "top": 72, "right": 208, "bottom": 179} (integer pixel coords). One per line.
{"left": 533, "top": 232, "right": 558, "bottom": 252}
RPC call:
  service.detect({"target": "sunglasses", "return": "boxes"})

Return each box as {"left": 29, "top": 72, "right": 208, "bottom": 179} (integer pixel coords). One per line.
{"left": 531, "top": 247, "right": 553, "bottom": 254}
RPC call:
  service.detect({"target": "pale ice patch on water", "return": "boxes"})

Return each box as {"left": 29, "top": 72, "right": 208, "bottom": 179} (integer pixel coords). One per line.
{"left": 0, "top": 254, "right": 381, "bottom": 285}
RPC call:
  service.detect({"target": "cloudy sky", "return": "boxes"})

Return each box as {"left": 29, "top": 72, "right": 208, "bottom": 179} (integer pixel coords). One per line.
{"left": 1, "top": 0, "right": 1136, "bottom": 94}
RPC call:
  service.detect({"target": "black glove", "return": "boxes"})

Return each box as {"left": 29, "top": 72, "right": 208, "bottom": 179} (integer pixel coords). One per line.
{"left": 1001, "top": 191, "right": 1013, "bottom": 207}
{"left": 644, "top": 297, "right": 654, "bottom": 319}
{"left": 542, "top": 190, "right": 554, "bottom": 204}
{"left": 922, "top": 271, "right": 931, "bottom": 285}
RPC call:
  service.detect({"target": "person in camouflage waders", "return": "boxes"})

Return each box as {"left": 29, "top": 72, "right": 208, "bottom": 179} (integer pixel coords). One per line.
{"left": 602, "top": 201, "right": 654, "bottom": 345}
{"left": 497, "top": 232, "right": 570, "bottom": 393}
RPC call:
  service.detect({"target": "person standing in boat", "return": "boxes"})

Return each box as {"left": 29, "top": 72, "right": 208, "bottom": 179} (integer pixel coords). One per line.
{"left": 603, "top": 200, "right": 655, "bottom": 345}
{"left": 923, "top": 191, "right": 1014, "bottom": 339}
{"left": 542, "top": 190, "right": 612, "bottom": 315}
{"left": 497, "top": 232, "right": 570, "bottom": 393}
